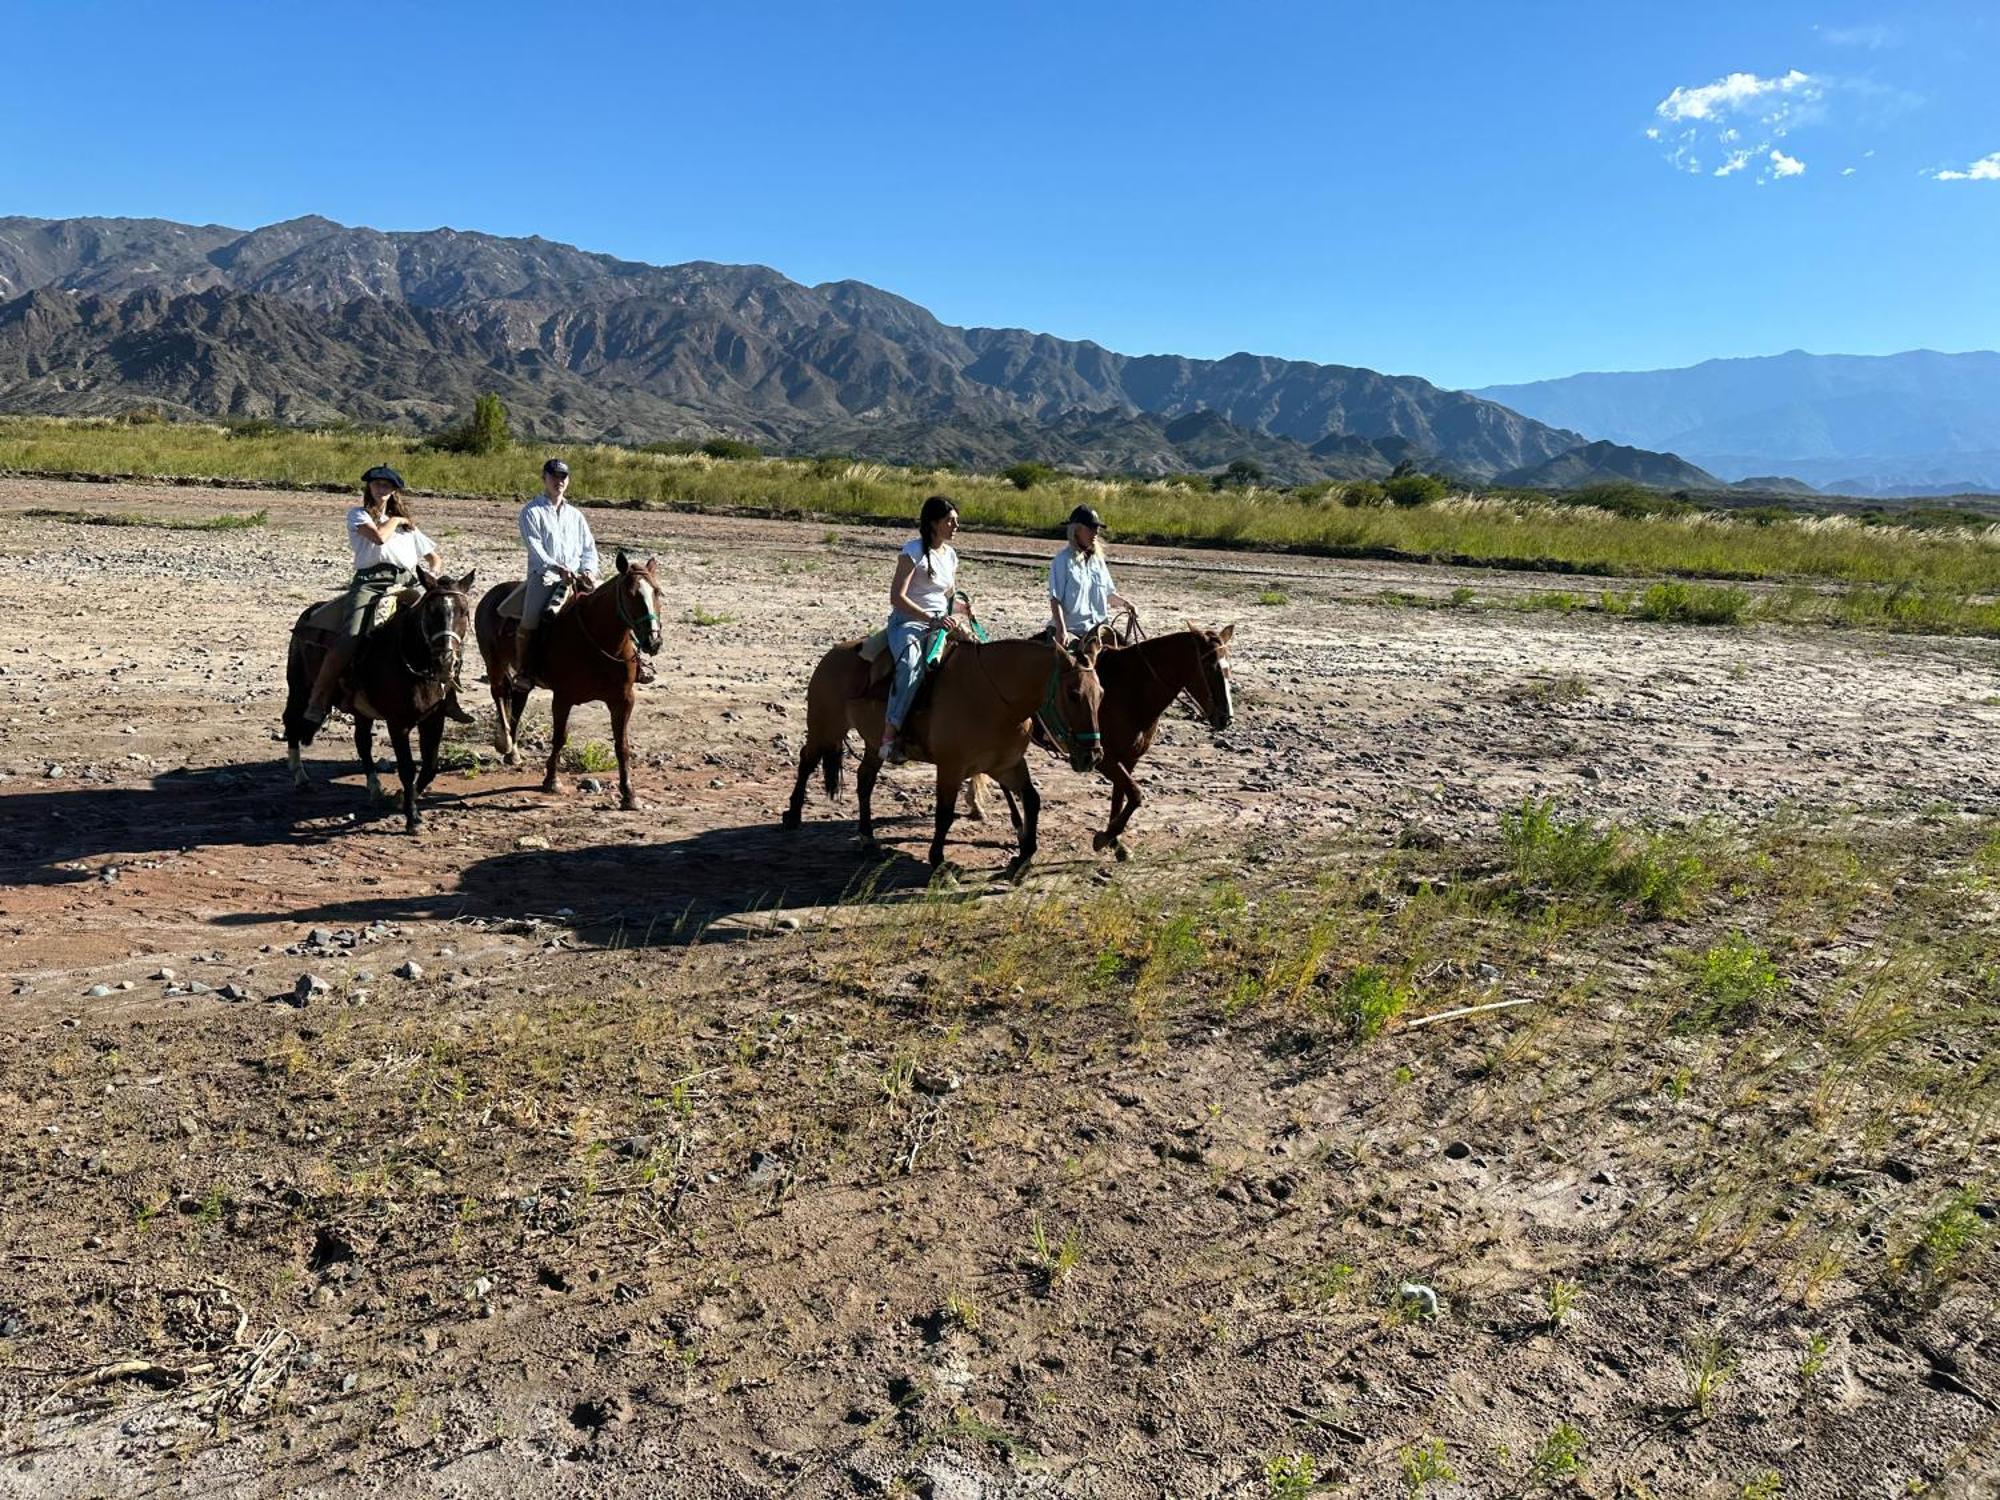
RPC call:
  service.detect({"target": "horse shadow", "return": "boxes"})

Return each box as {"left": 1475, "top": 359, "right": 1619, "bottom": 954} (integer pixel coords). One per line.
{"left": 0, "top": 761, "right": 401, "bottom": 889}
{"left": 211, "top": 813, "right": 1011, "bottom": 946}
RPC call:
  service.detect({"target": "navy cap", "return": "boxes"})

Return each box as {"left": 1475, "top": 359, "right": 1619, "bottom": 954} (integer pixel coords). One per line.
{"left": 361, "top": 464, "right": 406, "bottom": 490}
{"left": 1067, "top": 505, "right": 1104, "bottom": 529}
{"left": 543, "top": 459, "right": 571, "bottom": 477}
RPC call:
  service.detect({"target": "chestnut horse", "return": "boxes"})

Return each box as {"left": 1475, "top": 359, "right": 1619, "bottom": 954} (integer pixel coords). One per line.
{"left": 282, "top": 568, "right": 477, "bottom": 834}
{"left": 973, "top": 624, "right": 1236, "bottom": 861}
{"left": 783, "top": 635, "right": 1105, "bottom": 880}
{"left": 473, "top": 550, "right": 663, "bottom": 811}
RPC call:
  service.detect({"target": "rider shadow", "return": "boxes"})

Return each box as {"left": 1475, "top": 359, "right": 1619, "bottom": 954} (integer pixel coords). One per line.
{"left": 217, "top": 815, "right": 967, "bottom": 946}
{"left": 0, "top": 762, "right": 363, "bottom": 888}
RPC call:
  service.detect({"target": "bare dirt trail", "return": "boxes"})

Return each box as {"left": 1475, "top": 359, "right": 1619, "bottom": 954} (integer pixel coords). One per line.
{"left": 3, "top": 478, "right": 1998, "bottom": 1498}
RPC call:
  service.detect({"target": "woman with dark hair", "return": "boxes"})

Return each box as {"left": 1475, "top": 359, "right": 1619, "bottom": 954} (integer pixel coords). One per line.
{"left": 299, "top": 464, "right": 470, "bottom": 738}
{"left": 880, "top": 494, "right": 971, "bottom": 764}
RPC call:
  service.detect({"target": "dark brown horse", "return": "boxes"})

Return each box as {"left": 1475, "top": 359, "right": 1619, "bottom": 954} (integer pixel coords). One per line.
{"left": 473, "top": 550, "right": 663, "bottom": 810}
{"left": 283, "top": 568, "right": 477, "bottom": 834}
{"left": 784, "top": 634, "right": 1105, "bottom": 880}
{"left": 973, "top": 624, "right": 1236, "bottom": 860}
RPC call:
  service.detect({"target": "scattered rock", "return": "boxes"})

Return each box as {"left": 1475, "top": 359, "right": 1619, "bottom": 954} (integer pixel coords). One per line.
{"left": 579, "top": 776, "right": 604, "bottom": 793}
{"left": 1398, "top": 1283, "right": 1440, "bottom": 1320}
{"left": 393, "top": 960, "right": 424, "bottom": 981}
{"left": 516, "top": 835, "right": 551, "bottom": 851}
{"left": 152, "top": 967, "right": 176, "bottom": 982}
{"left": 216, "top": 982, "right": 249, "bottom": 1002}
{"left": 85, "top": 984, "right": 111, "bottom": 998}
{"left": 292, "top": 973, "right": 329, "bottom": 1006}
{"left": 1444, "top": 1141, "right": 1473, "bottom": 1161}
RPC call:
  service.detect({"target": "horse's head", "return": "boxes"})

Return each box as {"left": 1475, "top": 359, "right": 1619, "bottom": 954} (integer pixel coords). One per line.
{"left": 1052, "top": 637, "right": 1107, "bottom": 774}
{"left": 1185, "top": 621, "right": 1236, "bottom": 732}
{"left": 614, "top": 549, "right": 665, "bottom": 655}
{"left": 414, "top": 566, "right": 476, "bottom": 678}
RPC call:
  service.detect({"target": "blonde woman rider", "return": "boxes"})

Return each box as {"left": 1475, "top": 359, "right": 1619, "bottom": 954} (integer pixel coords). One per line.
{"left": 880, "top": 495, "right": 972, "bottom": 764}
{"left": 1047, "top": 504, "right": 1135, "bottom": 648}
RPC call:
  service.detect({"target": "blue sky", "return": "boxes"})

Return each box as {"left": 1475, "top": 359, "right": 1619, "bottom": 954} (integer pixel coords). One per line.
{"left": 3, "top": 1, "right": 1995, "bottom": 388}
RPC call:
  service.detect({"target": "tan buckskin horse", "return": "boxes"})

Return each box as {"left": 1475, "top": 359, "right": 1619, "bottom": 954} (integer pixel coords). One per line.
{"left": 784, "top": 634, "right": 1106, "bottom": 880}
{"left": 283, "top": 568, "right": 477, "bottom": 834}
{"left": 973, "top": 624, "right": 1236, "bottom": 861}
{"left": 472, "top": 550, "right": 663, "bottom": 810}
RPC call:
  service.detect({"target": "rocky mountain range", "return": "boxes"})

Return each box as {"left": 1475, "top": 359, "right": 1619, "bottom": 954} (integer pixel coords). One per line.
{"left": 1475, "top": 349, "right": 2000, "bottom": 498}
{"left": 0, "top": 214, "right": 1588, "bottom": 483}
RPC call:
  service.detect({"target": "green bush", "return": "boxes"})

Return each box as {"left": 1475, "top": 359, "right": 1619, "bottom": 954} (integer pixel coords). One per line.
{"left": 1384, "top": 472, "right": 1448, "bottom": 507}
{"left": 640, "top": 438, "right": 701, "bottom": 456}
{"left": 1213, "top": 458, "right": 1265, "bottom": 490}
{"left": 427, "top": 392, "right": 512, "bottom": 455}
{"left": 1002, "top": 461, "right": 1056, "bottom": 491}
{"left": 700, "top": 437, "right": 761, "bottom": 461}
{"left": 1635, "top": 581, "right": 1750, "bottom": 625}
{"left": 1678, "top": 933, "right": 1780, "bottom": 1031}
{"left": 1342, "top": 479, "right": 1388, "bottom": 507}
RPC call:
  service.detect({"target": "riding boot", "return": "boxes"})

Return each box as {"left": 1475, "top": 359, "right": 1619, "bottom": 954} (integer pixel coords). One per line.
{"left": 299, "top": 644, "right": 351, "bottom": 743}
{"left": 512, "top": 622, "right": 538, "bottom": 690}
{"left": 441, "top": 684, "right": 475, "bottom": 724}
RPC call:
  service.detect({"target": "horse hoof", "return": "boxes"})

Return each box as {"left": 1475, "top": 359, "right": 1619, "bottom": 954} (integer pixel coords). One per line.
{"left": 1003, "top": 858, "right": 1032, "bottom": 884}
{"left": 1113, "top": 842, "right": 1132, "bottom": 863}
{"left": 1092, "top": 831, "right": 1113, "bottom": 853}
{"left": 620, "top": 795, "right": 638, "bottom": 812}
{"left": 781, "top": 809, "right": 802, "bottom": 830}
{"left": 540, "top": 779, "right": 559, "bottom": 795}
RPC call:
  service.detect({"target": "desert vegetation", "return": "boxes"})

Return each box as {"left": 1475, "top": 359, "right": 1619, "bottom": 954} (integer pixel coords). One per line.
{"left": 3, "top": 415, "right": 1997, "bottom": 593}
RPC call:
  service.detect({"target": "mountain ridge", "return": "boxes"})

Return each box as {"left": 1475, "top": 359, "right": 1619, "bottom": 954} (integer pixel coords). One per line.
{"left": 0, "top": 213, "right": 1585, "bottom": 481}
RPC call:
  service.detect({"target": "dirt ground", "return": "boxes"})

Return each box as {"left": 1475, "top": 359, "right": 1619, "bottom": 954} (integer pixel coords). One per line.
{"left": 1, "top": 478, "right": 1996, "bottom": 1498}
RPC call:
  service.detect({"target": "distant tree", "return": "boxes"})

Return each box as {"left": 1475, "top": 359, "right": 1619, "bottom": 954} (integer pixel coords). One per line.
{"left": 641, "top": 438, "right": 701, "bottom": 456}
{"left": 468, "top": 393, "right": 511, "bottom": 454}
{"left": 700, "top": 437, "right": 761, "bottom": 461}
{"left": 1342, "top": 479, "right": 1389, "bottom": 507}
{"left": 1161, "top": 472, "right": 1209, "bottom": 492}
{"left": 1213, "top": 458, "right": 1266, "bottom": 491}
{"left": 1002, "top": 461, "right": 1056, "bottom": 491}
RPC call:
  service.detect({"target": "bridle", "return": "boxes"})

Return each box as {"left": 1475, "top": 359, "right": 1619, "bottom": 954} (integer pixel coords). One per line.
{"left": 402, "top": 589, "right": 468, "bottom": 684}
{"left": 1036, "top": 653, "right": 1103, "bottom": 764}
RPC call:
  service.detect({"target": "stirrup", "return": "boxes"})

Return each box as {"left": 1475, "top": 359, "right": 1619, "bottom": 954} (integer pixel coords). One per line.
{"left": 880, "top": 737, "right": 905, "bottom": 766}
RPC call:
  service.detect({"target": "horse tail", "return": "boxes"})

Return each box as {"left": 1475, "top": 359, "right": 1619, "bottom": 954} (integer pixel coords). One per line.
{"left": 281, "top": 605, "right": 318, "bottom": 743}
{"left": 820, "top": 747, "right": 843, "bottom": 800}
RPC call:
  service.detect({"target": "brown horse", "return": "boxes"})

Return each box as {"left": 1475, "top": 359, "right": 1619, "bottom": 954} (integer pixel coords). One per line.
{"left": 783, "top": 634, "right": 1106, "bottom": 880}
{"left": 973, "top": 625, "right": 1236, "bottom": 861}
{"left": 473, "top": 550, "right": 663, "bottom": 811}
{"left": 283, "top": 568, "right": 477, "bottom": 834}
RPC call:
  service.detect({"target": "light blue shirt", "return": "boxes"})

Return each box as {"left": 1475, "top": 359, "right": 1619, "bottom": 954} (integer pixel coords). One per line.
{"left": 519, "top": 495, "right": 600, "bottom": 583}
{"left": 1049, "top": 546, "right": 1116, "bottom": 634}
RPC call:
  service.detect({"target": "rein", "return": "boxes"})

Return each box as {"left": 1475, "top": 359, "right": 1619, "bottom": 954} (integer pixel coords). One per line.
{"left": 393, "top": 595, "right": 467, "bottom": 685}
{"left": 1036, "top": 657, "right": 1102, "bottom": 758}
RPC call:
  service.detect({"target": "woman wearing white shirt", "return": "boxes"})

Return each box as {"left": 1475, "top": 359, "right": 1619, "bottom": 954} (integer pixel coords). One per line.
{"left": 300, "top": 464, "right": 459, "bottom": 735}
{"left": 880, "top": 494, "right": 973, "bottom": 764}
{"left": 1047, "top": 504, "right": 1135, "bottom": 647}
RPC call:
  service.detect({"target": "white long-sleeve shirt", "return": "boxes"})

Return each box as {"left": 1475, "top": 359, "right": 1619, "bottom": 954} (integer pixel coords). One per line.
{"left": 518, "top": 495, "right": 599, "bottom": 582}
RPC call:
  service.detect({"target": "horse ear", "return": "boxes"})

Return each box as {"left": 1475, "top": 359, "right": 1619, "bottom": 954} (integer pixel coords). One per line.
{"left": 457, "top": 567, "right": 477, "bottom": 592}
{"left": 645, "top": 553, "right": 658, "bottom": 572}
{"left": 1220, "top": 622, "right": 1236, "bottom": 642}
{"left": 417, "top": 565, "right": 440, "bottom": 591}
{"left": 616, "top": 549, "right": 630, "bottom": 574}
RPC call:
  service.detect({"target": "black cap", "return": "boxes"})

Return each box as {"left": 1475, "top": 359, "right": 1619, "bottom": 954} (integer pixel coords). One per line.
{"left": 361, "top": 464, "right": 406, "bottom": 490}
{"left": 1067, "top": 505, "right": 1104, "bottom": 529}
{"left": 543, "top": 459, "right": 571, "bottom": 477}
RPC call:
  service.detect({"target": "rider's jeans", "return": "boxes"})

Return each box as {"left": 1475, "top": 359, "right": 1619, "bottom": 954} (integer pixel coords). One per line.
{"left": 885, "top": 614, "right": 930, "bottom": 730}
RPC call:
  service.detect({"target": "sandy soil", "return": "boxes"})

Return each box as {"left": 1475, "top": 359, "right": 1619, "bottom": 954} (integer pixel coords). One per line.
{"left": 1, "top": 478, "right": 1996, "bottom": 1498}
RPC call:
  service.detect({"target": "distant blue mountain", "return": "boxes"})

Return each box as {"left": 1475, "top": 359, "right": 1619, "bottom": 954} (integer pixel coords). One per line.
{"left": 1473, "top": 350, "right": 2000, "bottom": 497}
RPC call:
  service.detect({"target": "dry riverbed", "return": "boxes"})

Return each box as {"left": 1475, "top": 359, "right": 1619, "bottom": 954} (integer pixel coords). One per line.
{"left": 0, "top": 478, "right": 1996, "bottom": 1497}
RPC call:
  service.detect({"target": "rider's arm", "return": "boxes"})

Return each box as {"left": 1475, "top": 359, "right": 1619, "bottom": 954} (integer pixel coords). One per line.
{"left": 888, "top": 552, "right": 930, "bottom": 621}
{"left": 1048, "top": 593, "right": 1068, "bottom": 642}
{"left": 350, "top": 508, "right": 406, "bottom": 546}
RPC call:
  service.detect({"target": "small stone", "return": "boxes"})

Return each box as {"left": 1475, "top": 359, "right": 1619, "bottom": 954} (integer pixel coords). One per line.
{"left": 186, "top": 980, "right": 212, "bottom": 996}
{"left": 516, "top": 835, "right": 551, "bottom": 851}
{"left": 1398, "top": 1283, "right": 1440, "bottom": 1320}
{"left": 115, "top": 980, "right": 132, "bottom": 991}
{"left": 217, "top": 982, "right": 249, "bottom": 1002}
{"left": 341, "top": 1373, "right": 359, "bottom": 1394}
{"left": 86, "top": 984, "right": 112, "bottom": 998}
{"left": 776, "top": 914, "right": 802, "bottom": 931}
{"left": 393, "top": 960, "right": 424, "bottom": 982}
{"left": 1591, "top": 1168, "right": 1617, "bottom": 1186}
{"left": 44, "top": 763, "right": 62, "bottom": 779}
{"left": 308, "top": 928, "right": 333, "bottom": 947}
{"left": 1444, "top": 1141, "right": 1472, "bottom": 1161}
{"left": 471, "top": 1276, "right": 493, "bottom": 1299}
{"left": 293, "top": 973, "right": 329, "bottom": 1005}
{"left": 153, "top": 967, "right": 176, "bottom": 982}
{"left": 579, "top": 777, "right": 604, "bottom": 793}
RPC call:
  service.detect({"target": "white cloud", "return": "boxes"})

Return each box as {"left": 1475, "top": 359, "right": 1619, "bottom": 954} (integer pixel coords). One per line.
{"left": 1931, "top": 151, "right": 2000, "bottom": 182}
{"left": 1841, "top": 166, "right": 1857, "bottom": 176}
{"left": 1652, "top": 68, "right": 1825, "bottom": 181}
{"left": 1656, "top": 68, "right": 1816, "bottom": 124}
{"left": 1819, "top": 23, "right": 1896, "bottom": 49}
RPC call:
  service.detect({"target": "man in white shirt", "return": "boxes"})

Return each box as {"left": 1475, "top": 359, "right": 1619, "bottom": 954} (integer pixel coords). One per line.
{"left": 512, "top": 459, "right": 599, "bottom": 685}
